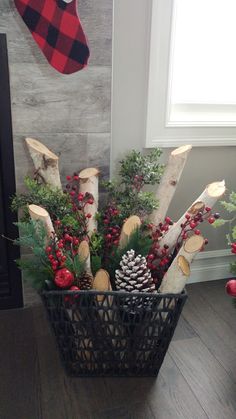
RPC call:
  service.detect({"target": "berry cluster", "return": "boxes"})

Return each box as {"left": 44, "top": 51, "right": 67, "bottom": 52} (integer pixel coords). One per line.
{"left": 46, "top": 232, "right": 81, "bottom": 272}
{"left": 179, "top": 206, "right": 219, "bottom": 243}
{"left": 102, "top": 206, "right": 121, "bottom": 249}
{"left": 65, "top": 173, "right": 94, "bottom": 217}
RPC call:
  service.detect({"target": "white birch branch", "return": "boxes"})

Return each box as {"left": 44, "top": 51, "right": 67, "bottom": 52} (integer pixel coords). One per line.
{"left": 159, "top": 180, "right": 226, "bottom": 251}
{"left": 79, "top": 167, "right": 99, "bottom": 236}
{"left": 150, "top": 145, "right": 192, "bottom": 225}
{"left": 28, "top": 204, "right": 54, "bottom": 242}
{"left": 159, "top": 234, "right": 205, "bottom": 294}
{"left": 25, "top": 138, "right": 62, "bottom": 190}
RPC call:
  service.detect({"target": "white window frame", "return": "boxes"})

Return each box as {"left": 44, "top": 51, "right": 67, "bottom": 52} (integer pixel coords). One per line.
{"left": 145, "top": 0, "right": 236, "bottom": 148}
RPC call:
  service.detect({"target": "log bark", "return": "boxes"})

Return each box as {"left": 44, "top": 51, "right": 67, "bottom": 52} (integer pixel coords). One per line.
{"left": 150, "top": 145, "right": 192, "bottom": 225}
{"left": 79, "top": 167, "right": 99, "bottom": 236}
{"left": 28, "top": 204, "right": 54, "bottom": 241}
{"left": 159, "top": 234, "right": 205, "bottom": 294}
{"left": 25, "top": 138, "right": 62, "bottom": 190}
{"left": 119, "top": 215, "right": 141, "bottom": 249}
{"left": 159, "top": 180, "right": 226, "bottom": 251}
{"left": 78, "top": 240, "right": 92, "bottom": 276}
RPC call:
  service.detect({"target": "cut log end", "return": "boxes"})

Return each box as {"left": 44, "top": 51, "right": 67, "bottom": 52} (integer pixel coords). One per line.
{"left": 25, "top": 138, "right": 58, "bottom": 161}
{"left": 93, "top": 269, "right": 111, "bottom": 301}
{"left": 78, "top": 240, "right": 90, "bottom": 261}
{"left": 177, "top": 255, "right": 190, "bottom": 276}
{"left": 119, "top": 215, "right": 141, "bottom": 248}
{"left": 171, "top": 144, "right": 192, "bottom": 156}
{"left": 184, "top": 234, "right": 205, "bottom": 253}
{"left": 207, "top": 180, "right": 226, "bottom": 198}
{"left": 79, "top": 167, "right": 99, "bottom": 180}
{"left": 122, "top": 215, "right": 141, "bottom": 235}
{"left": 28, "top": 204, "right": 49, "bottom": 218}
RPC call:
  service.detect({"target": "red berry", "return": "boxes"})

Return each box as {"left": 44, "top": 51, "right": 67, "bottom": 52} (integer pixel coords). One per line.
{"left": 78, "top": 193, "right": 84, "bottom": 201}
{"left": 204, "top": 239, "right": 209, "bottom": 245}
{"left": 104, "top": 219, "right": 109, "bottom": 224}
{"left": 70, "top": 191, "right": 75, "bottom": 197}
{"left": 66, "top": 176, "right": 71, "bottom": 181}
{"left": 56, "top": 251, "right": 62, "bottom": 258}
{"left": 205, "top": 206, "right": 211, "bottom": 212}
{"left": 55, "top": 220, "right": 61, "bottom": 226}
{"left": 61, "top": 255, "right": 67, "bottom": 262}
{"left": 58, "top": 242, "right": 64, "bottom": 249}
{"left": 214, "top": 213, "right": 220, "bottom": 219}
{"left": 54, "top": 268, "right": 74, "bottom": 289}
{"left": 113, "top": 240, "right": 119, "bottom": 246}
{"left": 148, "top": 254, "right": 155, "bottom": 261}
{"left": 64, "top": 233, "right": 70, "bottom": 241}
{"left": 70, "top": 285, "right": 80, "bottom": 291}
{"left": 48, "top": 254, "right": 54, "bottom": 260}
{"left": 165, "top": 216, "right": 172, "bottom": 224}
{"left": 208, "top": 217, "right": 215, "bottom": 224}
{"left": 190, "top": 221, "right": 197, "bottom": 229}
{"left": 226, "top": 279, "right": 236, "bottom": 297}
{"left": 113, "top": 209, "right": 119, "bottom": 216}
{"left": 87, "top": 198, "right": 94, "bottom": 205}
{"left": 46, "top": 246, "right": 52, "bottom": 253}
{"left": 106, "top": 234, "right": 112, "bottom": 240}
{"left": 194, "top": 229, "right": 201, "bottom": 235}
{"left": 86, "top": 213, "right": 92, "bottom": 219}
{"left": 73, "top": 238, "right": 79, "bottom": 246}
{"left": 182, "top": 233, "right": 188, "bottom": 240}
{"left": 73, "top": 175, "right": 79, "bottom": 181}
{"left": 185, "top": 213, "right": 191, "bottom": 220}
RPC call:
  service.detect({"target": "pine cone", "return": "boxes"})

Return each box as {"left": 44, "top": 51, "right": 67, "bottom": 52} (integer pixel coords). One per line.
{"left": 78, "top": 273, "right": 93, "bottom": 290}
{"left": 115, "top": 249, "right": 156, "bottom": 293}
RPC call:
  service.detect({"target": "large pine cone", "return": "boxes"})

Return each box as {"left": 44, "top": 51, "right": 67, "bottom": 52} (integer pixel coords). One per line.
{"left": 115, "top": 249, "right": 155, "bottom": 293}
{"left": 78, "top": 273, "right": 93, "bottom": 290}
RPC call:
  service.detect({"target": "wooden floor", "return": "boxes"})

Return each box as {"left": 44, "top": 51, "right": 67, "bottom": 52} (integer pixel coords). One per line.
{"left": 0, "top": 280, "right": 236, "bottom": 419}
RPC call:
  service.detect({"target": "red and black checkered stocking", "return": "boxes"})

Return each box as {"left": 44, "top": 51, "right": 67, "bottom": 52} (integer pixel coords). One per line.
{"left": 14, "top": 0, "right": 90, "bottom": 74}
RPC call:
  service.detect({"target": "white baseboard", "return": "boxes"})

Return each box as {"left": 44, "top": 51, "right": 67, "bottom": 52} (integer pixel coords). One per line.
{"left": 189, "top": 249, "right": 234, "bottom": 284}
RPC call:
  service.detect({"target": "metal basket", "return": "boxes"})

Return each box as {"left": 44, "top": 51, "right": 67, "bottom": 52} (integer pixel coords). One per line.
{"left": 42, "top": 289, "right": 187, "bottom": 377}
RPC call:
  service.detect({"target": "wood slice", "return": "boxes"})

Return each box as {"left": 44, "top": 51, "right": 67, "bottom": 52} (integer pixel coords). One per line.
{"left": 92, "top": 269, "right": 111, "bottom": 302}
{"left": 177, "top": 255, "right": 190, "bottom": 276}
{"left": 78, "top": 240, "right": 90, "bottom": 261}
{"left": 119, "top": 215, "right": 141, "bottom": 248}
{"left": 79, "top": 167, "right": 99, "bottom": 180}
{"left": 184, "top": 235, "right": 205, "bottom": 254}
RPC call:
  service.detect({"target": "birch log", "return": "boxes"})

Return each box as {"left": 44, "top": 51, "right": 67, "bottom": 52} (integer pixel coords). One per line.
{"left": 119, "top": 215, "right": 141, "bottom": 249}
{"left": 159, "top": 234, "right": 205, "bottom": 294}
{"left": 92, "top": 269, "right": 112, "bottom": 302}
{"left": 25, "top": 138, "right": 62, "bottom": 190}
{"left": 150, "top": 145, "right": 192, "bottom": 225}
{"left": 159, "top": 180, "right": 226, "bottom": 251}
{"left": 28, "top": 204, "right": 54, "bottom": 241}
{"left": 79, "top": 167, "right": 99, "bottom": 236}
{"left": 78, "top": 240, "right": 92, "bottom": 276}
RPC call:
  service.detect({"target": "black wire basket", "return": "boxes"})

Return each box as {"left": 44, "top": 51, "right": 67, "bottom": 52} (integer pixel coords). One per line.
{"left": 42, "top": 289, "right": 187, "bottom": 377}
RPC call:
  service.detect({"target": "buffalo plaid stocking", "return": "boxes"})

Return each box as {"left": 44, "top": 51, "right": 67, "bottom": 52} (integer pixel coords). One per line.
{"left": 14, "top": 0, "right": 90, "bottom": 74}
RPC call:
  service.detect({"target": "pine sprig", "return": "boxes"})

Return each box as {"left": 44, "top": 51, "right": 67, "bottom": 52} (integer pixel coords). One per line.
{"left": 11, "top": 176, "right": 71, "bottom": 221}
{"left": 14, "top": 220, "right": 53, "bottom": 290}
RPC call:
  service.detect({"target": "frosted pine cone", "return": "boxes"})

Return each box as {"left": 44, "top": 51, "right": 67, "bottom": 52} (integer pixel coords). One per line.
{"left": 115, "top": 249, "right": 156, "bottom": 293}
{"left": 78, "top": 273, "right": 93, "bottom": 290}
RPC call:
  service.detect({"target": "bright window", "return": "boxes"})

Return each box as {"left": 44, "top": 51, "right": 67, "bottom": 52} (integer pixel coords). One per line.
{"left": 146, "top": 0, "right": 236, "bottom": 147}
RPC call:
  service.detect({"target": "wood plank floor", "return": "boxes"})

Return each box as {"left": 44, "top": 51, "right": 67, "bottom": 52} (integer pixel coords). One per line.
{"left": 0, "top": 280, "right": 235, "bottom": 419}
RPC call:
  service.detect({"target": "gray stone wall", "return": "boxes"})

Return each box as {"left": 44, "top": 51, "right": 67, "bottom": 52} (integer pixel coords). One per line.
{"left": 0, "top": 0, "right": 112, "bottom": 190}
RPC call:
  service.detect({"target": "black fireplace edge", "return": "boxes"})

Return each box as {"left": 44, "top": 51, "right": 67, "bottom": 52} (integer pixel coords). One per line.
{"left": 0, "top": 34, "right": 23, "bottom": 309}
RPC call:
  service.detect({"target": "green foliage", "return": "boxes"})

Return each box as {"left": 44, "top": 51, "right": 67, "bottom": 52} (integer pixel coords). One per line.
{"left": 212, "top": 218, "right": 227, "bottom": 228}
{"left": 11, "top": 177, "right": 71, "bottom": 221}
{"left": 91, "top": 255, "right": 102, "bottom": 276}
{"left": 14, "top": 220, "right": 53, "bottom": 290}
{"left": 65, "top": 253, "right": 85, "bottom": 278}
{"left": 105, "top": 228, "right": 152, "bottom": 279}
{"left": 102, "top": 149, "right": 164, "bottom": 220}
{"left": 215, "top": 191, "right": 236, "bottom": 279}
{"left": 119, "top": 148, "right": 164, "bottom": 186}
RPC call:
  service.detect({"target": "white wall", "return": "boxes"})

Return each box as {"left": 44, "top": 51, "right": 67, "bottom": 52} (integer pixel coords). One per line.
{"left": 112, "top": 0, "right": 236, "bottom": 280}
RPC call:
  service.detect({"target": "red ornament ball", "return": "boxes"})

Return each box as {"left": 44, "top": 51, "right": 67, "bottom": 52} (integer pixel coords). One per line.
{"left": 226, "top": 279, "right": 236, "bottom": 297}
{"left": 54, "top": 268, "right": 74, "bottom": 289}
